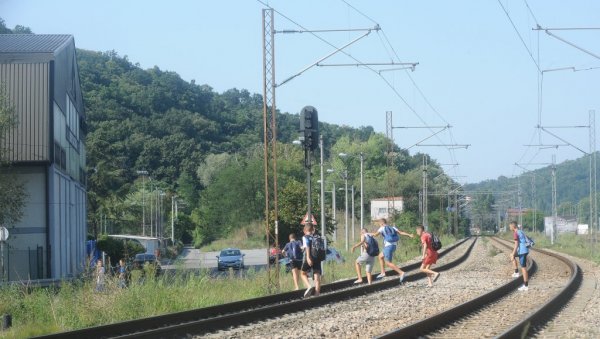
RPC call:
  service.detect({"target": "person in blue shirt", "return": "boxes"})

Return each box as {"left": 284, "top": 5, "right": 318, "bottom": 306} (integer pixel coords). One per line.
{"left": 370, "top": 218, "right": 414, "bottom": 282}
{"left": 282, "top": 233, "right": 303, "bottom": 290}
{"left": 509, "top": 221, "right": 530, "bottom": 291}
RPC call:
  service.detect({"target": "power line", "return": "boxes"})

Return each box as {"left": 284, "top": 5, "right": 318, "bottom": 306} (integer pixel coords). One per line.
{"left": 522, "top": 0, "right": 540, "bottom": 26}
{"left": 497, "top": 0, "right": 542, "bottom": 73}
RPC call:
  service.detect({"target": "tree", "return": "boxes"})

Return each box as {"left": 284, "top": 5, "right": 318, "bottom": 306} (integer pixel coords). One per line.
{"left": 0, "top": 86, "right": 27, "bottom": 226}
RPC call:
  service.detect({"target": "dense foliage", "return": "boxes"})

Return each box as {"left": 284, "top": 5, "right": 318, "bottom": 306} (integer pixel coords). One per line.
{"left": 76, "top": 48, "right": 467, "bottom": 246}
{"left": 1, "top": 18, "right": 466, "bottom": 244}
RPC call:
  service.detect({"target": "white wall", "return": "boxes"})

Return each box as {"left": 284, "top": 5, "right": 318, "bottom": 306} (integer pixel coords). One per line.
{"left": 370, "top": 199, "right": 404, "bottom": 220}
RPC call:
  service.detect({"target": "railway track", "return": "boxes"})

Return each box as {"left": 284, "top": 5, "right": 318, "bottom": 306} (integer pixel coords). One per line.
{"left": 378, "top": 237, "right": 581, "bottom": 339}
{"left": 35, "top": 237, "right": 475, "bottom": 339}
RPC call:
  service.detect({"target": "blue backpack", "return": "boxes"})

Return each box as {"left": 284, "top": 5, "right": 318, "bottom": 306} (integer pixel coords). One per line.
{"left": 289, "top": 240, "right": 302, "bottom": 261}
{"left": 517, "top": 230, "right": 534, "bottom": 248}
{"left": 382, "top": 226, "right": 400, "bottom": 243}
{"left": 364, "top": 234, "right": 380, "bottom": 257}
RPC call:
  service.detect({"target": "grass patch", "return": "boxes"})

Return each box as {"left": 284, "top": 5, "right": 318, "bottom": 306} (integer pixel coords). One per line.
{"left": 0, "top": 233, "right": 459, "bottom": 338}
{"left": 200, "top": 222, "right": 265, "bottom": 251}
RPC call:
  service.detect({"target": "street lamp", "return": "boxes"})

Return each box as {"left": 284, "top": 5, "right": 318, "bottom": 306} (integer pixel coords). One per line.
{"left": 136, "top": 170, "right": 148, "bottom": 235}
{"left": 159, "top": 191, "right": 166, "bottom": 239}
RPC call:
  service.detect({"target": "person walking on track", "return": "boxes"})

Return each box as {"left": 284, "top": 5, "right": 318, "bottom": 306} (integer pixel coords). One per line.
{"left": 282, "top": 233, "right": 303, "bottom": 290}
{"left": 300, "top": 223, "right": 323, "bottom": 297}
{"left": 509, "top": 221, "right": 530, "bottom": 291}
{"left": 351, "top": 228, "right": 378, "bottom": 284}
{"left": 416, "top": 225, "right": 440, "bottom": 287}
{"left": 371, "top": 218, "right": 414, "bottom": 282}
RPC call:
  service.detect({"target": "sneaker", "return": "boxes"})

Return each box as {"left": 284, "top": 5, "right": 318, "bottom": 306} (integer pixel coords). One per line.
{"left": 353, "top": 279, "right": 363, "bottom": 284}
{"left": 518, "top": 285, "right": 529, "bottom": 292}
{"left": 303, "top": 286, "right": 315, "bottom": 297}
{"left": 376, "top": 273, "right": 386, "bottom": 279}
{"left": 511, "top": 272, "right": 520, "bottom": 278}
{"left": 399, "top": 273, "right": 406, "bottom": 283}
{"left": 432, "top": 272, "right": 440, "bottom": 283}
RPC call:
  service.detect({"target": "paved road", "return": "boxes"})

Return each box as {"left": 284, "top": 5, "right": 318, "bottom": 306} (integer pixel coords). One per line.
{"left": 161, "top": 247, "right": 270, "bottom": 278}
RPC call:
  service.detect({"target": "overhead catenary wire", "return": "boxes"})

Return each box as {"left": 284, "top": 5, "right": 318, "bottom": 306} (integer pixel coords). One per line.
{"left": 340, "top": 0, "right": 466, "bottom": 174}
{"left": 497, "top": 0, "right": 542, "bottom": 74}
{"left": 258, "top": 0, "right": 457, "bottom": 159}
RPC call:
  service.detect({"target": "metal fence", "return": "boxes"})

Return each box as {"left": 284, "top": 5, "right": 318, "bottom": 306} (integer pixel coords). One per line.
{"left": 1, "top": 245, "right": 43, "bottom": 281}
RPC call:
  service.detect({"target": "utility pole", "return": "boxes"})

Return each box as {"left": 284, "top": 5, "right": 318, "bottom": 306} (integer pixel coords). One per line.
{"left": 517, "top": 175, "right": 523, "bottom": 227}
{"left": 262, "top": 8, "right": 279, "bottom": 293}
{"left": 344, "top": 170, "right": 349, "bottom": 251}
{"left": 136, "top": 170, "right": 148, "bottom": 236}
{"left": 551, "top": 155, "right": 557, "bottom": 245}
{"left": 171, "top": 195, "right": 176, "bottom": 244}
{"left": 360, "top": 152, "right": 364, "bottom": 230}
{"left": 320, "top": 136, "right": 326, "bottom": 249}
{"left": 385, "top": 111, "right": 396, "bottom": 217}
{"left": 422, "top": 155, "right": 428, "bottom": 230}
{"left": 351, "top": 185, "right": 355, "bottom": 243}
{"left": 332, "top": 182, "right": 336, "bottom": 242}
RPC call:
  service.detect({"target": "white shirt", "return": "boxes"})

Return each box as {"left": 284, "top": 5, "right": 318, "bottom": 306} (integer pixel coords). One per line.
{"left": 378, "top": 225, "right": 399, "bottom": 247}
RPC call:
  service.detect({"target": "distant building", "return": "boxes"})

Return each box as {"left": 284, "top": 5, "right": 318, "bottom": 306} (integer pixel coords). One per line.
{"left": 0, "top": 34, "right": 86, "bottom": 280}
{"left": 370, "top": 197, "right": 404, "bottom": 220}
{"left": 506, "top": 208, "right": 531, "bottom": 221}
{"left": 544, "top": 216, "right": 577, "bottom": 236}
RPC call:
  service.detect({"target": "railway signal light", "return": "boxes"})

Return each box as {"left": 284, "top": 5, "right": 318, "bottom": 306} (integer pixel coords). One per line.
{"left": 300, "top": 106, "right": 319, "bottom": 151}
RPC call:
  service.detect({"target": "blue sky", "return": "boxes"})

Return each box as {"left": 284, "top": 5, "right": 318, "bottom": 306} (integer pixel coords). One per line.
{"left": 2, "top": 0, "right": 599, "bottom": 183}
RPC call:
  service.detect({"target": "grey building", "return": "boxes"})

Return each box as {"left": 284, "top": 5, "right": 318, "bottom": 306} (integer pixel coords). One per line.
{"left": 0, "top": 34, "right": 86, "bottom": 280}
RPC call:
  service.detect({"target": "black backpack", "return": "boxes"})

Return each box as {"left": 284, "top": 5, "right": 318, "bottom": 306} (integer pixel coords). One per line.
{"left": 430, "top": 232, "right": 442, "bottom": 251}
{"left": 310, "top": 234, "right": 326, "bottom": 261}
{"left": 364, "top": 234, "right": 380, "bottom": 257}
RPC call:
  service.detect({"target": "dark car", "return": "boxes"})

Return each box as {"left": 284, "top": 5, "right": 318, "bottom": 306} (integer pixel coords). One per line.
{"left": 217, "top": 248, "right": 245, "bottom": 271}
{"left": 132, "top": 253, "right": 162, "bottom": 276}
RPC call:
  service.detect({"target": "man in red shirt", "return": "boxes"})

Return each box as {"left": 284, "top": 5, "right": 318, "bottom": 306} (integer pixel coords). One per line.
{"left": 416, "top": 225, "right": 440, "bottom": 287}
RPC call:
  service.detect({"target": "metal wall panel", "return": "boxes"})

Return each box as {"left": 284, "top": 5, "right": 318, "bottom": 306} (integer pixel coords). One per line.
{"left": 0, "top": 62, "right": 49, "bottom": 162}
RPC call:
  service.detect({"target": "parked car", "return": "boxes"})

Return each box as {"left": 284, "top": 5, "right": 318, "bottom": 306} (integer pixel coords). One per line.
{"left": 217, "top": 248, "right": 245, "bottom": 271}
{"left": 325, "top": 247, "right": 345, "bottom": 264}
{"left": 132, "top": 253, "right": 162, "bottom": 276}
{"left": 269, "top": 247, "right": 282, "bottom": 264}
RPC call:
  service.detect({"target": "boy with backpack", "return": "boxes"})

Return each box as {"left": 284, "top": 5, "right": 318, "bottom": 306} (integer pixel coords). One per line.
{"left": 509, "top": 221, "right": 530, "bottom": 291}
{"left": 282, "top": 233, "right": 303, "bottom": 290}
{"left": 416, "top": 225, "right": 440, "bottom": 287}
{"left": 300, "top": 223, "right": 324, "bottom": 297}
{"left": 371, "top": 218, "right": 414, "bottom": 282}
{"left": 351, "top": 228, "right": 379, "bottom": 284}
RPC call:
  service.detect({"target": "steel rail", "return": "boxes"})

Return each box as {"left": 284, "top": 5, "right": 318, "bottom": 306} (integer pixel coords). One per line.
{"left": 377, "top": 237, "right": 579, "bottom": 339}
{"left": 498, "top": 244, "right": 582, "bottom": 338}
{"left": 36, "top": 238, "right": 474, "bottom": 339}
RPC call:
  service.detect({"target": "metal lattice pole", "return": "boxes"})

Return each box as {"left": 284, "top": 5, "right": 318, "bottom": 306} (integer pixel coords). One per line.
{"left": 422, "top": 155, "right": 429, "bottom": 230}
{"left": 262, "top": 8, "right": 279, "bottom": 293}
{"left": 591, "top": 111, "right": 597, "bottom": 233}
{"left": 551, "top": 155, "right": 557, "bottom": 245}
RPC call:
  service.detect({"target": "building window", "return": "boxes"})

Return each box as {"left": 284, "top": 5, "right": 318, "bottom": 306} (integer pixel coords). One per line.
{"left": 54, "top": 141, "right": 67, "bottom": 171}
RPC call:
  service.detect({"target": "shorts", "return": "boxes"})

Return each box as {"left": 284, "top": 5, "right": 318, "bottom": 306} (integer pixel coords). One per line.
{"left": 423, "top": 251, "right": 438, "bottom": 266}
{"left": 383, "top": 245, "right": 396, "bottom": 262}
{"left": 301, "top": 258, "right": 322, "bottom": 275}
{"left": 356, "top": 253, "right": 375, "bottom": 273}
{"left": 290, "top": 259, "right": 302, "bottom": 270}
{"left": 517, "top": 253, "right": 528, "bottom": 268}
